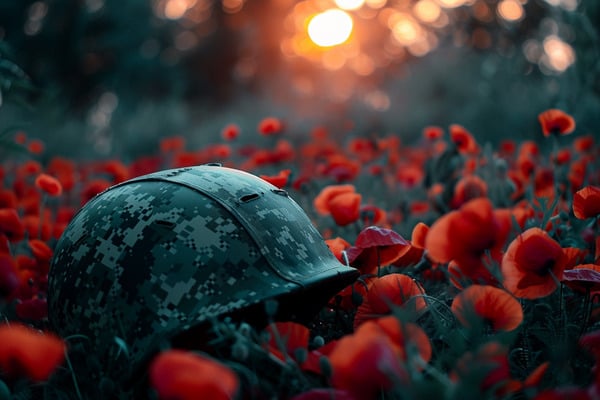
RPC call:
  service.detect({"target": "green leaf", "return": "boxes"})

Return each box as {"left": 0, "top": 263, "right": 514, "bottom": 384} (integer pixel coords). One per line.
{"left": 113, "top": 337, "right": 130, "bottom": 359}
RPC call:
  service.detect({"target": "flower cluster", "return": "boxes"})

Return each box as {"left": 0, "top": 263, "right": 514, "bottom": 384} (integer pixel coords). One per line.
{"left": 0, "top": 110, "right": 599, "bottom": 399}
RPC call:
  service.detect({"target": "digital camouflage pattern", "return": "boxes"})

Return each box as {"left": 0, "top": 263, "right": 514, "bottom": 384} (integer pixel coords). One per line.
{"left": 48, "top": 164, "right": 358, "bottom": 381}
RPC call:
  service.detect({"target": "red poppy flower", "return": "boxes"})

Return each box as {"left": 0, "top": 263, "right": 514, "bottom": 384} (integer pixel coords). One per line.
{"left": 523, "top": 362, "right": 550, "bottom": 389}
{"left": 573, "top": 186, "right": 600, "bottom": 220}
{"left": 553, "top": 148, "right": 571, "bottom": 165}
{"left": 579, "top": 329, "right": 600, "bottom": 361}
{"left": 396, "top": 164, "right": 424, "bottom": 188}
{"left": 0, "top": 255, "right": 19, "bottom": 297}
{"left": 516, "top": 154, "right": 536, "bottom": 179}
{"left": 265, "top": 321, "right": 310, "bottom": 362}
{"left": 14, "top": 131, "right": 27, "bottom": 144}
{"left": 22, "top": 214, "right": 52, "bottom": 242}
{"left": 562, "top": 264, "right": 600, "bottom": 293}
{"left": 409, "top": 200, "right": 430, "bottom": 215}
{"left": 463, "top": 157, "right": 477, "bottom": 174}
{"left": 534, "top": 167, "right": 556, "bottom": 199}
{"left": 451, "top": 342, "right": 520, "bottom": 397}
{"left": 34, "top": 173, "right": 63, "bottom": 197}
{"left": 0, "top": 189, "right": 18, "bottom": 209}
{"left": 562, "top": 247, "right": 589, "bottom": 268}
{"left": 221, "top": 123, "right": 240, "bottom": 141}
{"left": 538, "top": 109, "right": 576, "bottom": 137}
{"left": 499, "top": 140, "right": 516, "bottom": 156}
{"left": 321, "top": 155, "right": 361, "bottom": 182}
{"left": 209, "top": 144, "right": 233, "bottom": 161}
{"left": 0, "top": 323, "right": 66, "bottom": 382}
{"left": 392, "top": 223, "right": 429, "bottom": 268}
{"left": 159, "top": 135, "right": 186, "bottom": 153}
{"left": 329, "top": 275, "right": 375, "bottom": 311}
{"left": 0, "top": 208, "right": 26, "bottom": 242}
{"left": 451, "top": 284, "right": 523, "bottom": 331}
{"left": 149, "top": 349, "right": 239, "bottom": 400}
{"left": 241, "top": 149, "right": 273, "bottom": 169}
{"left": 411, "top": 222, "right": 429, "bottom": 249}
{"left": 258, "top": 117, "right": 283, "bottom": 135}
{"left": 16, "top": 254, "right": 37, "bottom": 271}
{"left": 568, "top": 159, "right": 588, "bottom": 193}
{"left": 501, "top": 227, "right": 568, "bottom": 299}
{"left": 447, "top": 260, "right": 498, "bottom": 290}
{"left": 328, "top": 319, "right": 406, "bottom": 399}
{"left": 368, "top": 164, "right": 384, "bottom": 176}
{"left": 372, "top": 316, "right": 432, "bottom": 367}
{"left": 492, "top": 207, "right": 529, "bottom": 239}
{"left": 27, "top": 139, "right": 45, "bottom": 155}
{"left": 128, "top": 155, "right": 162, "bottom": 177}
{"left": 346, "top": 226, "right": 411, "bottom": 274}
{"left": 101, "top": 160, "right": 130, "bottom": 184}
{"left": 354, "top": 273, "right": 426, "bottom": 328}
{"left": 422, "top": 126, "right": 444, "bottom": 141}
{"left": 313, "top": 185, "right": 356, "bottom": 216}
{"left": 18, "top": 160, "right": 42, "bottom": 177}
{"left": 272, "top": 139, "right": 295, "bottom": 163}
{"left": 359, "top": 204, "right": 387, "bottom": 226}
{"left": 425, "top": 198, "right": 509, "bottom": 282}
{"left": 81, "top": 179, "right": 112, "bottom": 205}
{"left": 323, "top": 191, "right": 362, "bottom": 227}
{"left": 16, "top": 297, "right": 48, "bottom": 321}
{"left": 310, "top": 126, "right": 329, "bottom": 140}
{"left": 260, "top": 169, "right": 291, "bottom": 189}
{"left": 172, "top": 151, "right": 203, "bottom": 168}
{"left": 301, "top": 339, "right": 339, "bottom": 375}
{"left": 47, "top": 156, "right": 77, "bottom": 191}
{"left": 347, "top": 138, "right": 379, "bottom": 163}
{"left": 450, "top": 124, "right": 479, "bottom": 154}
{"left": 325, "top": 237, "right": 352, "bottom": 264}
{"left": 573, "top": 134, "right": 595, "bottom": 153}
{"left": 28, "top": 239, "right": 53, "bottom": 263}
{"left": 451, "top": 174, "right": 488, "bottom": 209}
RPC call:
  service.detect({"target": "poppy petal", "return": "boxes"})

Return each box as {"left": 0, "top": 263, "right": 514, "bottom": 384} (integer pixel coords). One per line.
{"left": 573, "top": 186, "right": 600, "bottom": 220}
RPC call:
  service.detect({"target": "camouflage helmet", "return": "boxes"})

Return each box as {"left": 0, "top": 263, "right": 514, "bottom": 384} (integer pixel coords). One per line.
{"left": 48, "top": 164, "right": 358, "bottom": 382}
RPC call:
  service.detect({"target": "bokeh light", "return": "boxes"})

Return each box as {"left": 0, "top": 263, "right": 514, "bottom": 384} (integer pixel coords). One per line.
{"left": 437, "top": 0, "right": 468, "bottom": 9}
{"left": 164, "top": 0, "right": 196, "bottom": 19}
{"left": 307, "top": 9, "right": 354, "bottom": 47}
{"left": 413, "top": 0, "right": 441, "bottom": 23}
{"left": 497, "top": 0, "right": 524, "bottom": 22}
{"left": 335, "top": 0, "right": 365, "bottom": 11}
{"left": 542, "top": 34, "right": 575, "bottom": 72}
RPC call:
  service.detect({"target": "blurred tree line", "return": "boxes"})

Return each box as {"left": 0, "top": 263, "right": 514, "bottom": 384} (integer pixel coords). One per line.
{"left": 0, "top": 0, "right": 598, "bottom": 157}
{"left": 0, "top": 0, "right": 251, "bottom": 113}
{"left": 1, "top": 1, "right": 598, "bottom": 109}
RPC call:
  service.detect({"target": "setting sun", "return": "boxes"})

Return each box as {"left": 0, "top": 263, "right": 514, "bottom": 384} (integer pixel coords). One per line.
{"left": 307, "top": 9, "right": 353, "bottom": 47}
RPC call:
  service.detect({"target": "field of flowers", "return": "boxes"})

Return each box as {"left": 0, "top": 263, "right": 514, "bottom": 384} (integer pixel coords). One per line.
{"left": 0, "top": 108, "right": 599, "bottom": 400}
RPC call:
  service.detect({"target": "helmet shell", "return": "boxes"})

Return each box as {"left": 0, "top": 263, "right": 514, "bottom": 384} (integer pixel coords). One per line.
{"left": 48, "top": 165, "right": 358, "bottom": 377}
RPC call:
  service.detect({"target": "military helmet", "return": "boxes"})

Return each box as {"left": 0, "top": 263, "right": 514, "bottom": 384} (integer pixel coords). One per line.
{"left": 48, "top": 164, "right": 358, "bottom": 381}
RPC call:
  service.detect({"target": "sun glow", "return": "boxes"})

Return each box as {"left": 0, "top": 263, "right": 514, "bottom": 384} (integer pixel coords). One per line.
{"left": 307, "top": 9, "right": 354, "bottom": 47}
{"left": 334, "top": 0, "right": 365, "bottom": 11}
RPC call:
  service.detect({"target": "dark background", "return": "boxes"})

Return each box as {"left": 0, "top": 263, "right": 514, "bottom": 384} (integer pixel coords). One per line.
{"left": 1, "top": 0, "right": 599, "bottom": 160}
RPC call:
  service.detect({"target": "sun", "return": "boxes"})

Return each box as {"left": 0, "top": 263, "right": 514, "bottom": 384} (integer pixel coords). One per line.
{"left": 307, "top": 9, "right": 354, "bottom": 48}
